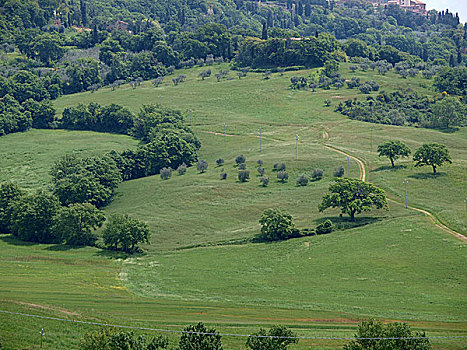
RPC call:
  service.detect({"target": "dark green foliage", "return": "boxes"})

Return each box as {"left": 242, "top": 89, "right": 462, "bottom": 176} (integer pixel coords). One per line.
{"left": 103, "top": 214, "right": 150, "bottom": 253}
{"left": 258, "top": 208, "right": 295, "bottom": 241}
{"left": 238, "top": 169, "right": 250, "bottom": 182}
{"left": 80, "top": 328, "right": 169, "bottom": 350}
{"left": 257, "top": 159, "right": 263, "bottom": 166}
{"left": 319, "top": 178, "right": 388, "bottom": 221}
{"left": 216, "top": 158, "right": 224, "bottom": 166}
{"left": 316, "top": 219, "right": 334, "bottom": 235}
{"left": 52, "top": 203, "right": 105, "bottom": 246}
{"left": 22, "top": 98, "right": 55, "bottom": 129}
{"left": 259, "top": 176, "right": 269, "bottom": 187}
{"left": 312, "top": 168, "right": 323, "bottom": 180}
{"left": 0, "top": 95, "right": 32, "bottom": 136}
{"left": 51, "top": 154, "right": 122, "bottom": 208}
{"left": 431, "top": 97, "right": 466, "bottom": 128}
{"left": 378, "top": 141, "right": 411, "bottom": 167}
{"left": 177, "top": 163, "right": 187, "bottom": 175}
{"left": 343, "top": 319, "right": 431, "bottom": 350}
{"left": 179, "top": 322, "right": 223, "bottom": 350}
{"left": 235, "top": 154, "right": 246, "bottom": 165}
{"left": 197, "top": 159, "right": 208, "bottom": 173}
{"left": 246, "top": 325, "right": 298, "bottom": 350}
{"left": 238, "top": 163, "right": 246, "bottom": 170}
{"left": 160, "top": 167, "right": 173, "bottom": 180}
{"left": 61, "top": 103, "right": 135, "bottom": 135}
{"left": 336, "top": 90, "right": 444, "bottom": 127}
{"left": 413, "top": 143, "right": 452, "bottom": 175}
{"left": 9, "top": 190, "right": 60, "bottom": 243}
{"left": 257, "top": 166, "right": 265, "bottom": 176}
{"left": 277, "top": 170, "right": 288, "bottom": 183}
{"left": 334, "top": 166, "right": 345, "bottom": 177}
{"left": 220, "top": 171, "right": 227, "bottom": 180}
{"left": 434, "top": 66, "right": 467, "bottom": 96}
{"left": 0, "top": 182, "right": 24, "bottom": 234}
{"left": 296, "top": 174, "right": 309, "bottom": 186}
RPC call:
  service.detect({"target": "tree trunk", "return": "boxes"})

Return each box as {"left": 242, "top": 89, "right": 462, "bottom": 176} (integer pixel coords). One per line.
{"left": 390, "top": 157, "right": 395, "bottom": 167}
{"left": 432, "top": 164, "right": 437, "bottom": 175}
{"left": 350, "top": 211, "right": 355, "bottom": 222}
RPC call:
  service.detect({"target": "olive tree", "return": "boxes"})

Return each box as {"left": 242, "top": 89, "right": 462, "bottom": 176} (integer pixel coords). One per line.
{"left": 319, "top": 178, "right": 388, "bottom": 221}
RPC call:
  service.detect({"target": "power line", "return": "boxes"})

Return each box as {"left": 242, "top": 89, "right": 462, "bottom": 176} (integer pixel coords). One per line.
{"left": 1, "top": 310, "right": 466, "bottom": 341}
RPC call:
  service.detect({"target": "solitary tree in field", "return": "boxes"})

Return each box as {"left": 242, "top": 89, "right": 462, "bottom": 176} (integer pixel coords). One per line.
{"left": 377, "top": 140, "right": 411, "bottom": 167}
{"left": 413, "top": 143, "right": 452, "bottom": 175}
{"left": 103, "top": 214, "right": 150, "bottom": 253}
{"left": 179, "top": 322, "right": 223, "bottom": 350}
{"left": 319, "top": 178, "right": 388, "bottom": 221}
{"left": 197, "top": 159, "right": 208, "bottom": 173}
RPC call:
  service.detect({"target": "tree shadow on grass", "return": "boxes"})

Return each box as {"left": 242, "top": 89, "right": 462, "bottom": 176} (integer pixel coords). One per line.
{"left": 371, "top": 165, "right": 406, "bottom": 172}
{"left": 0, "top": 234, "right": 37, "bottom": 246}
{"left": 434, "top": 126, "right": 459, "bottom": 134}
{"left": 408, "top": 172, "right": 446, "bottom": 180}
{"left": 94, "top": 249, "right": 146, "bottom": 260}
{"left": 45, "top": 244, "right": 79, "bottom": 251}
{"left": 313, "top": 216, "right": 381, "bottom": 230}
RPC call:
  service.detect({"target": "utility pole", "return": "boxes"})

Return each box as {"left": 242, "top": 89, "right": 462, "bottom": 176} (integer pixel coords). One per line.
{"left": 189, "top": 110, "right": 192, "bottom": 128}
{"left": 296, "top": 134, "right": 299, "bottom": 160}
{"left": 370, "top": 127, "right": 373, "bottom": 153}
{"left": 40, "top": 328, "right": 44, "bottom": 349}
{"left": 259, "top": 127, "right": 262, "bottom": 152}
{"left": 347, "top": 156, "right": 350, "bottom": 177}
{"left": 224, "top": 123, "right": 226, "bottom": 151}
{"left": 404, "top": 179, "right": 408, "bottom": 209}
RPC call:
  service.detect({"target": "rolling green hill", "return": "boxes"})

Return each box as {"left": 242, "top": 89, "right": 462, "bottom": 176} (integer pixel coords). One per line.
{"left": 0, "top": 64, "right": 466, "bottom": 349}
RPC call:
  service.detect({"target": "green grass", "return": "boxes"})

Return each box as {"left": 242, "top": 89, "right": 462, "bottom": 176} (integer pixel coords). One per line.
{"left": 0, "top": 64, "right": 465, "bottom": 349}
{"left": 0, "top": 129, "right": 138, "bottom": 189}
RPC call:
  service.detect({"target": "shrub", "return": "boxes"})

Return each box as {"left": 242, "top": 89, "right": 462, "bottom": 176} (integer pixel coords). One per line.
{"left": 312, "top": 168, "right": 323, "bottom": 180}
{"left": 220, "top": 171, "right": 227, "bottom": 180}
{"left": 296, "top": 174, "right": 309, "bottom": 186}
{"left": 316, "top": 219, "right": 334, "bottom": 234}
{"left": 273, "top": 162, "right": 286, "bottom": 171}
{"left": 258, "top": 208, "right": 295, "bottom": 241}
{"left": 238, "top": 169, "right": 250, "bottom": 182}
{"left": 216, "top": 158, "right": 224, "bottom": 166}
{"left": 333, "top": 166, "right": 345, "bottom": 177}
{"left": 235, "top": 154, "right": 246, "bottom": 165}
{"left": 160, "top": 167, "right": 173, "bottom": 180}
{"left": 349, "top": 65, "right": 358, "bottom": 72}
{"left": 177, "top": 163, "right": 187, "bottom": 175}
{"left": 324, "top": 99, "right": 331, "bottom": 107}
{"left": 277, "top": 170, "right": 288, "bottom": 183}
{"left": 257, "top": 166, "right": 265, "bottom": 176}
{"left": 179, "top": 322, "right": 222, "bottom": 350}
{"left": 197, "top": 159, "right": 208, "bottom": 173}
{"left": 246, "top": 325, "right": 298, "bottom": 350}
{"left": 260, "top": 176, "right": 269, "bottom": 187}
{"left": 238, "top": 163, "right": 247, "bottom": 170}
{"left": 257, "top": 159, "right": 263, "bottom": 166}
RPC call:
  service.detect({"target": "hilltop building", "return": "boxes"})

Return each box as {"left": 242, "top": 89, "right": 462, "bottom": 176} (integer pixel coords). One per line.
{"left": 369, "top": 0, "right": 427, "bottom": 16}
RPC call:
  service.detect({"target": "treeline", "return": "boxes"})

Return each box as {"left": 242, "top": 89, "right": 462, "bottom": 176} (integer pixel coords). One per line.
{"left": 336, "top": 91, "right": 466, "bottom": 129}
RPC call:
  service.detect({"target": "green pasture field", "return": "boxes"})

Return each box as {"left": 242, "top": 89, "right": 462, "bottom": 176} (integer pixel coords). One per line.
{"left": 0, "top": 63, "right": 466, "bottom": 349}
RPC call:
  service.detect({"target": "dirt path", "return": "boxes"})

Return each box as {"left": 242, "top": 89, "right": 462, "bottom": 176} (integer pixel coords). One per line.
{"left": 323, "top": 144, "right": 465, "bottom": 242}
{"left": 198, "top": 128, "right": 464, "bottom": 242}
{"left": 323, "top": 145, "right": 366, "bottom": 181}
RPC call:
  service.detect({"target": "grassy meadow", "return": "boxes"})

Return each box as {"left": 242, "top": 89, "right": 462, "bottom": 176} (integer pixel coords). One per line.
{"left": 0, "top": 63, "right": 466, "bottom": 349}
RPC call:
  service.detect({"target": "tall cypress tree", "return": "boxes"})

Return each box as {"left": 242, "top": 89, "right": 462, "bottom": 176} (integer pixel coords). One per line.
{"left": 262, "top": 22, "right": 268, "bottom": 40}
{"left": 80, "top": 0, "right": 87, "bottom": 27}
